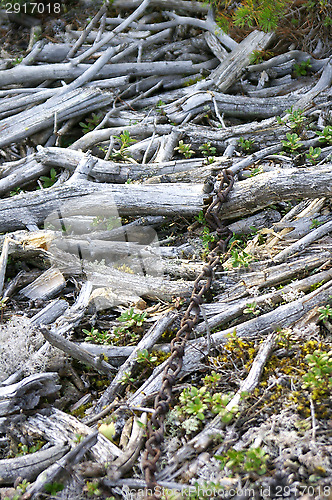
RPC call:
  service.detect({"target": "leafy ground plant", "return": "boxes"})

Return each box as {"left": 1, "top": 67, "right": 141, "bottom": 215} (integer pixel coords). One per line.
{"left": 79, "top": 113, "right": 102, "bottom": 134}
{"left": 281, "top": 133, "right": 303, "bottom": 153}
{"left": 39, "top": 167, "right": 58, "bottom": 188}
{"left": 175, "top": 140, "right": 195, "bottom": 158}
{"left": 216, "top": 446, "right": 269, "bottom": 476}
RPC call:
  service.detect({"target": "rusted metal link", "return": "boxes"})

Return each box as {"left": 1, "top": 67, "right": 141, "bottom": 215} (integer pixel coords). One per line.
{"left": 142, "top": 169, "right": 234, "bottom": 498}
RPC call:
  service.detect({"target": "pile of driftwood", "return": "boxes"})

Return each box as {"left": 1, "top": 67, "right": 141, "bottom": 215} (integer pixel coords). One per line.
{"left": 0, "top": 0, "right": 331, "bottom": 498}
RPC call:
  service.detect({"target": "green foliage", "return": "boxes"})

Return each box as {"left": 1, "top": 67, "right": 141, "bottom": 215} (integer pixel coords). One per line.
{"left": 249, "top": 166, "right": 263, "bottom": 177}
{"left": 199, "top": 142, "right": 216, "bottom": 164}
{"left": 79, "top": 113, "right": 102, "bottom": 134}
{"left": 318, "top": 305, "right": 332, "bottom": 321}
{"left": 306, "top": 146, "right": 321, "bottom": 164}
{"left": 16, "top": 479, "right": 31, "bottom": 494}
{"left": 249, "top": 49, "right": 273, "bottom": 65}
{"left": 175, "top": 140, "right": 195, "bottom": 158}
{"left": 238, "top": 137, "right": 255, "bottom": 151}
{"left": 216, "top": 446, "right": 269, "bottom": 475}
{"left": 293, "top": 59, "right": 312, "bottom": 77}
{"left": 281, "top": 132, "right": 303, "bottom": 153}
{"left": 201, "top": 226, "right": 216, "bottom": 250}
{"left": 243, "top": 301, "right": 260, "bottom": 315}
{"left": 179, "top": 386, "right": 209, "bottom": 420}
{"left": 86, "top": 480, "right": 102, "bottom": 497}
{"left": 39, "top": 167, "right": 58, "bottom": 188}
{"left": 136, "top": 349, "right": 158, "bottom": 364}
{"left": 232, "top": 0, "right": 288, "bottom": 32}
{"left": 203, "top": 370, "right": 221, "bottom": 388}
{"left": 199, "top": 141, "right": 216, "bottom": 157}
{"left": 175, "top": 385, "right": 237, "bottom": 424}
{"left": 120, "top": 372, "right": 136, "bottom": 386}
{"left": 195, "top": 210, "right": 206, "bottom": 225}
{"left": 112, "top": 307, "right": 147, "bottom": 343}
{"left": 302, "top": 350, "right": 332, "bottom": 390}
{"left": 10, "top": 187, "right": 24, "bottom": 196}
{"left": 230, "top": 248, "right": 252, "bottom": 268}
{"left": 156, "top": 99, "right": 165, "bottom": 113}
{"left": 111, "top": 130, "right": 136, "bottom": 160}
{"left": 277, "top": 106, "right": 306, "bottom": 133}
{"left": 316, "top": 125, "right": 332, "bottom": 145}
{"left": 83, "top": 327, "right": 113, "bottom": 345}
{"left": 43, "top": 482, "right": 65, "bottom": 495}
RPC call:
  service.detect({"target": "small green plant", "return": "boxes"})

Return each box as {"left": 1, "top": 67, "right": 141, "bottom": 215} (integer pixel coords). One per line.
{"left": 232, "top": 0, "right": 287, "bottom": 31}
{"left": 120, "top": 372, "right": 136, "bottom": 386}
{"left": 230, "top": 248, "right": 252, "bottom": 268}
{"left": 111, "top": 130, "right": 136, "bottom": 160}
{"left": 83, "top": 327, "right": 112, "bottom": 345}
{"left": 277, "top": 107, "right": 306, "bottom": 133}
{"left": 0, "top": 296, "right": 9, "bottom": 322}
{"left": 39, "top": 167, "right": 58, "bottom": 188}
{"left": 306, "top": 146, "right": 321, "bottom": 164}
{"left": 281, "top": 133, "right": 303, "bottom": 153}
{"left": 293, "top": 59, "right": 312, "bottom": 77}
{"left": 79, "top": 113, "right": 102, "bottom": 134}
{"left": 216, "top": 446, "right": 269, "bottom": 475}
{"left": 243, "top": 302, "right": 260, "bottom": 315}
{"left": 179, "top": 386, "right": 209, "bottom": 421}
{"left": 195, "top": 211, "right": 205, "bottom": 226}
{"left": 238, "top": 137, "right": 255, "bottom": 151}
{"left": 86, "top": 480, "right": 102, "bottom": 497}
{"left": 16, "top": 479, "right": 31, "bottom": 494}
{"left": 10, "top": 186, "right": 24, "bottom": 196}
{"left": 316, "top": 125, "right": 332, "bottom": 145}
{"left": 13, "top": 56, "right": 23, "bottom": 65}
{"left": 136, "top": 349, "right": 158, "bottom": 365}
{"left": 201, "top": 226, "right": 216, "bottom": 250}
{"left": 113, "top": 307, "right": 147, "bottom": 343}
{"left": 302, "top": 350, "right": 332, "bottom": 390}
{"left": 310, "top": 219, "right": 324, "bottom": 229}
{"left": 286, "top": 107, "right": 306, "bottom": 131}
{"left": 173, "top": 385, "right": 237, "bottom": 429}
{"left": 199, "top": 142, "right": 216, "bottom": 163}
{"left": 203, "top": 370, "right": 221, "bottom": 388}
{"left": 43, "top": 482, "right": 65, "bottom": 495}
{"left": 156, "top": 99, "right": 165, "bottom": 113}
{"left": 175, "top": 140, "right": 195, "bottom": 159}
{"left": 249, "top": 166, "right": 263, "bottom": 177}
{"left": 249, "top": 49, "right": 273, "bottom": 65}
{"left": 318, "top": 305, "right": 332, "bottom": 321}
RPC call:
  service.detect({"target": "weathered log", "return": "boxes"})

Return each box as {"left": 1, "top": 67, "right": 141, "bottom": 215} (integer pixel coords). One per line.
{"left": 1, "top": 167, "right": 332, "bottom": 234}
{"left": 22, "top": 407, "right": 122, "bottom": 462}
{"left": 19, "top": 268, "right": 65, "bottom": 301}
{"left": 0, "top": 88, "right": 115, "bottom": 149}
{"left": 0, "top": 444, "right": 70, "bottom": 485}
{"left": 0, "top": 373, "right": 61, "bottom": 417}
{"left": 163, "top": 90, "right": 297, "bottom": 123}
{"left": 21, "top": 433, "right": 98, "bottom": 498}
{"left": 39, "top": 326, "right": 117, "bottom": 375}
{"left": 206, "top": 30, "right": 275, "bottom": 91}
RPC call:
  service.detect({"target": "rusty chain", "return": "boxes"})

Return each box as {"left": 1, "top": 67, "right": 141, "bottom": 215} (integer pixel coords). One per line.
{"left": 141, "top": 168, "right": 235, "bottom": 497}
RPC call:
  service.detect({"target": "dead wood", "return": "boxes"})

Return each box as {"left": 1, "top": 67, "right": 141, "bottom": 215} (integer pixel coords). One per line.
{"left": 0, "top": 1, "right": 331, "bottom": 496}
{"left": 0, "top": 444, "right": 70, "bottom": 485}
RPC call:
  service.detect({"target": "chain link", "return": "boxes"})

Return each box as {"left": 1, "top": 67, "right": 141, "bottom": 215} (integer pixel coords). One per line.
{"left": 141, "top": 169, "right": 235, "bottom": 496}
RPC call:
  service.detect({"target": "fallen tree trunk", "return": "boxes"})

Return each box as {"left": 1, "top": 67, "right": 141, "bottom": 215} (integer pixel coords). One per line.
{"left": 1, "top": 167, "right": 331, "bottom": 233}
